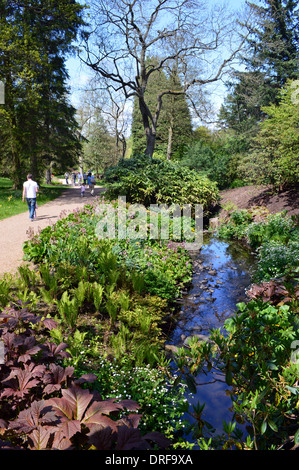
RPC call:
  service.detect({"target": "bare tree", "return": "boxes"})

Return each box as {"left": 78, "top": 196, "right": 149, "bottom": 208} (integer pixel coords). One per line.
{"left": 80, "top": 0, "right": 253, "bottom": 158}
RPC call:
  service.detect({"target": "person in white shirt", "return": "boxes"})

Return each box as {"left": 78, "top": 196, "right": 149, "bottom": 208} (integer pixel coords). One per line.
{"left": 22, "top": 174, "right": 39, "bottom": 221}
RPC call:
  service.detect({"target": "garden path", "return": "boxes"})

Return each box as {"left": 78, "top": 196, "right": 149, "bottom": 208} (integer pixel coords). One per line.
{"left": 0, "top": 185, "right": 105, "bottom": 276}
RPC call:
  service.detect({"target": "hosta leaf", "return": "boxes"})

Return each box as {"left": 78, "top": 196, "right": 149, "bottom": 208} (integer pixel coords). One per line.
{"left": 52, "top": 430, "right": 73, "bottom": 450}
{"left": 47, "top": 397, "right": 73, "bottom": 420}
{"left": 115, "top": 426, "right": 146, "bottom": 450}
{"left": 59, "top": 419, "right": 81, "bottom": 439}
{"left": 87, "top": 425, "right": 114, "bottom": 450}
{"left": 83, "top": 398, "right": 122, "bottom": 424}
{"left": 29, "top": 426, "right": 51, "bottom": 450}
{"left": 61, "top": 385, "right": 93, "bottom": 421}
{"left": 268, "top": 420, "right": 278, "bottom": 432}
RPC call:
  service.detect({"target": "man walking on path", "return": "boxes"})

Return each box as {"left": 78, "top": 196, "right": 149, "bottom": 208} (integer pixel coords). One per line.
{"left": 22, "top": 174, "right": 39, "bottom": 222}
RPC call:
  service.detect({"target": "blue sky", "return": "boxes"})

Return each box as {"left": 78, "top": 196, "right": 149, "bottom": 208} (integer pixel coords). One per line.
{"left": 66, "top": 0, "right": 248, "bottom": 120}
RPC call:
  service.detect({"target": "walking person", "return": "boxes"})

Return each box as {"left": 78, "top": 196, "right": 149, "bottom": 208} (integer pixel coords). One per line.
{"left": 87, "top": 172, "right": 96, "bottom": 195}
{"left": 90, "top": 174, "right": 96, "bottom": 195}
{"left": 22, "top": 174, "right": 39, "bottom": 222}
{"left": 80, "top": 183, "right": 85, "bottom": 197}
{"left": 65, "top": 172, "right": 69, "bottom": 184}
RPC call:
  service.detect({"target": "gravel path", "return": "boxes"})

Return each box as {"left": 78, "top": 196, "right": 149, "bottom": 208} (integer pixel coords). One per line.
{"left": 0, "top": 186, "right": 105, "bottom": 277}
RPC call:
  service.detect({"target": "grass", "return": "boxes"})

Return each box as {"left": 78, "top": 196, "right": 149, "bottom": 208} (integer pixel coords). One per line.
{"left": 0, "top": 177, "right": 67, "bottom": 221}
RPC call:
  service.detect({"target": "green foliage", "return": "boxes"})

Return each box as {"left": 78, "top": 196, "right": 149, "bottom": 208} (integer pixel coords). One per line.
{"left": 255, "top": 240, "right": 299, "bottom": 282}
{"left": 0, "top": 1, "right": 84, "bottom": 187}
{"left": 180, "top": 140, "right": 232, "bottom": 189}
{"left": 82, "top": 111, "right": 118, "bottom": 174}
{"left": 218, "top": 209, "right": 299, "bottom": 282}
{"left": 211, "top": 299, "right": 299, "bottom": 449}
{"left": 77, "top": 358, "right": 188, "bottom": 437}
{"left": 22, "top": 198, "right": 193, "bottom": 368}
{"left": 251, "top": 80, "right": 299, "bottom": 188}
{"left": 104, "top": 156, "right": 220, "bottom": 210}
{"left": 217, "top": 209, "right": 254, "bottom": 240}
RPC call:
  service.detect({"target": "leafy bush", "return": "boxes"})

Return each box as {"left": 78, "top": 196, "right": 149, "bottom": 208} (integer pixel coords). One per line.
{"left": 255, "top": 240, "right": 299, "bottom": 282}
{"left": 211, "top": 300, "right": 299, "bottom": 449}
{"left": 217, "top": 209, "right": 254, "bottom": 240}
{"left": 247, "top": 212, "right": 296, "bottom": 248}
{"left": 76, "top": 359, "right": 189, "bottom": 437}
{"left": 103, "top": 156, "right": 220, "bottom": 211}
{"left": 0, "top": 302, "right": 170, "bottom": 450}
{"left": 218, "top": 209, "right": 299, "bottom": 282}
{"left": 180, "top": 140, "right": 232, "bottom": 189}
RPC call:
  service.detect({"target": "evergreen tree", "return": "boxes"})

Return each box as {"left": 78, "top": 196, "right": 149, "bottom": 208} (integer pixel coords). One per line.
{"left": 82, "top": 111, "right": 116, "bottom": 174}
{"left": 0, "top": 0, "right": 85, "bottom": 187}
{"left": 218, "top": 0, "right": 299, "bottom": 142}
{"left": 247, "top": 0, "right": 299, "bottom": 90}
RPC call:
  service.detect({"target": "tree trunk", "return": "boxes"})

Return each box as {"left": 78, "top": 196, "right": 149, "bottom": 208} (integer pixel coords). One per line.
{"left": 45, "top": 159, "right": 52, "bottom": 184}
{"left": 139, "top": 95, "right": 156, "bottom": 159}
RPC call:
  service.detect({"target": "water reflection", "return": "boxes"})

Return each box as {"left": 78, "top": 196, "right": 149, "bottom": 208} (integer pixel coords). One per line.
{"left": 168, "top": 234, "right": 256, "bottom": 440}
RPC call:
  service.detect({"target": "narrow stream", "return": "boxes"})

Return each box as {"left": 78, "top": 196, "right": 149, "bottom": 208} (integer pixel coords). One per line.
{"left": 168, "top": 233, "right": 257, "bottom": 440}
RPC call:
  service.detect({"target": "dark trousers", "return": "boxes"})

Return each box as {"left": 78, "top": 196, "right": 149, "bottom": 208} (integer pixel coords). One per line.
{"left": 26, "top": 198, "right": 36, "bottom": 220}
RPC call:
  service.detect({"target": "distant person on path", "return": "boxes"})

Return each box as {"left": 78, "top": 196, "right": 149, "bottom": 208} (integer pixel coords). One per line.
{"left": 72, "top": 172, "right": 76, "bottom": 185}
{"left": 87, "top": 173, "right": 96, "bottom": 195}
{"left": 65, "top": 172, "right": 69, "bottom": 184}
{"left": 83, "top": 173, "right": 87, "bottom": 184}
{"left": 22, "top": 174, "right": 39, "bottom": 222}
{"left": 80, "top": 183, "right": 85, "bottom": 197}
{"left": 90, "top": 174, "right": 96, "bottom": 195}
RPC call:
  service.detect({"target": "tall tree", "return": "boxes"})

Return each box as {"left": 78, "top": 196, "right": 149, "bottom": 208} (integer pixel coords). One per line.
{"left": 131, "top": 62, "right": 192, "bottom": 159}
{"left": 0, "top": 0, "right": 85, "bottom": 187}
{"left": 247, "top": 0, "right": 299, "bottom": 90}
{"left": 219, "top": 0, "right": 299, "bottom": 140}
{"left": 80, "top": 0, "right": 251, "bottom": 159}
{"left": 245, "top": 79, "right": 299, "bottom": 188}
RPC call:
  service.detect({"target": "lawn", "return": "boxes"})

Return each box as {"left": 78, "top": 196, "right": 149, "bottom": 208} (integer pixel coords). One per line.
{"left": 0, "top": 177, "right": 67, "bottom": 221}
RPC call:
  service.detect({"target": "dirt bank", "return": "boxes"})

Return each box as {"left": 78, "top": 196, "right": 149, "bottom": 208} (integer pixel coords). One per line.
{"left": 219, "top": 184, "right": 299, "bottom": 217}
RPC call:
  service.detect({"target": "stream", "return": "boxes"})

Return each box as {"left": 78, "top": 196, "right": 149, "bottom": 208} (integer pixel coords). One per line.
{"left": 167, "top": 233, "right": 257, "bottom": 440}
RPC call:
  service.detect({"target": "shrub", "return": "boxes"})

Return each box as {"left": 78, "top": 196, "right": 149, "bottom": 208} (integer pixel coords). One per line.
{"left": 211, "top": 300, "right": 299, "bottom": 449}
{"left": 217, "top": 209, "right": 253, "bottom": 240}
{"left": 180, "top": 140, "right": 232, "bottom": 189}
{"left": 103, "top": 156, "right": 220, "bottom": 212}
{"left": 0, "top": 302, "right": 170, "bottom": 450}
{"left": 255, "top": 240, "right": 299, "bottom": 282}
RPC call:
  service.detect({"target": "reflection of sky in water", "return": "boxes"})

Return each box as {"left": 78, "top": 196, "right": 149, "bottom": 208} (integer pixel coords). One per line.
{"left": 168, "top": 236, "right": 256, "bottom": 441}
